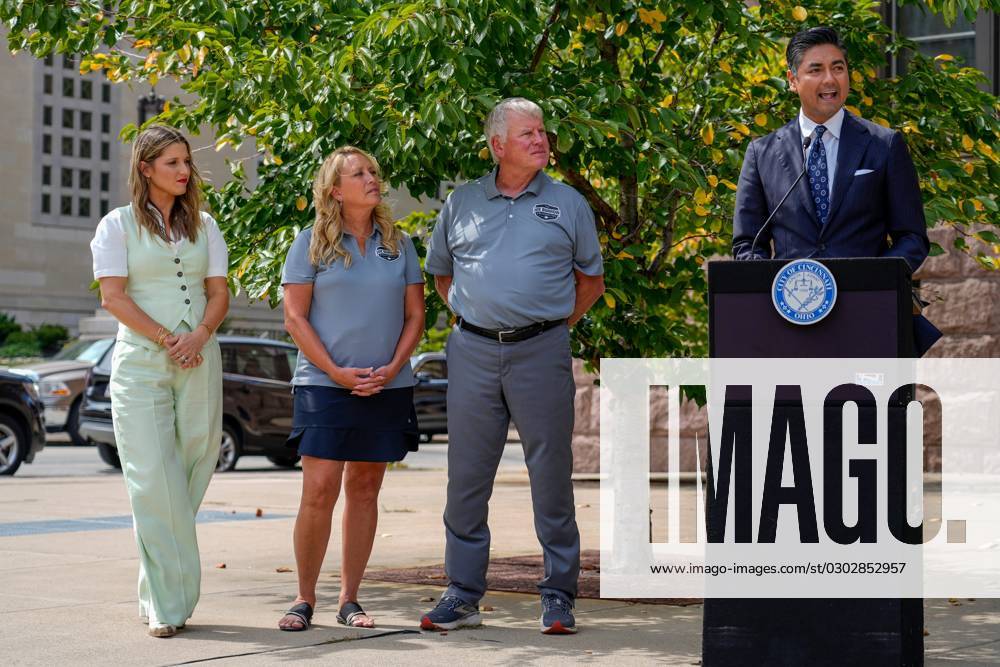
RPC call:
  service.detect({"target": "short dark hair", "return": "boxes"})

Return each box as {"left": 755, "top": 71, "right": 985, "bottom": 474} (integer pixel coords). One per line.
{"left": 786, "top": 27, "right": 847, "bottom": 73}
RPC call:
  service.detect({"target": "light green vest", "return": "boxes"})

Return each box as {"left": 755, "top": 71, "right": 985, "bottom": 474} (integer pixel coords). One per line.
{"left": 117, "top": 204, "right": 209, "bottom": 350}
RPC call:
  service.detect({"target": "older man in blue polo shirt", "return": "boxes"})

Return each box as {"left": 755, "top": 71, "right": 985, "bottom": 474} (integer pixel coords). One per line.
{"left": 421, "top": 98, "right": 605, "bottom": 635}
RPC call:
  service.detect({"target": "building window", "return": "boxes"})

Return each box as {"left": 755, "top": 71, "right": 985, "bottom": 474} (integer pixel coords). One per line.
{"left": 62, "top": 108, "right": 74, "bottom": 129}
{"left": 62, "top": 78, "right": 73, "bottom": 97}
{"left": 62, "top": 54, "right": 74, "bottom": 70}
{"left": 81, "top": 111, "right": 92, "bottom": 131}
{"left": 100, "top": 172, "right": 109, "bottom": 192}
{"left": 78, "top": 197, "right": 91, "bottom": 218}
{"left": 101, "top": 83, "right": 111, "bottom": 103}
{"left": 100, "top": 199, "right": 108, "bottom": 213}
{"left": 41, "top": 194, "right": 51, "bottom": 214}
{"left": 44, "top": 54, "right": 52, "bottom": 67}
{"left": 42, "top": 165, "right": 51, "bottom": 186}
{"left": 80, "top": 170, "right": 91, "bottom": 189}
{"left": 101, "top": 141, "right": 109, "bottom": 161}
{"left": 42, "top": 134, "right": 51, "bottom": 154}
{"left": 80, "top": 139, "right": 92, "bottom": 159}
{"left": 101, "top": 113, "right": 110, "bottom": 133}
{"left": 42, "top": 105, "right": 52, "bottom": 126}
{"left": 61, "top": 167, "right": 73, "bottom": 188}
{"left": 61, "top": 136, "right": 73, "bottom": 156}
{"left": 888, "top": 3, "right": 999, "bottom": 94}
{"left": 81, "top": 80, "right": 92, "bottom": 100}
{"left": 60, "top": 195, "right": 73, "bottom": 215}
{"left": 43, "top": 74, "right": 52, "bottom": 94}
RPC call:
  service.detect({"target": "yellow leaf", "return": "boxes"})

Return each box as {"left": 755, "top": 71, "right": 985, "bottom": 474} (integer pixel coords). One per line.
{"left": 196, "top": 46, "right": 208, "bottom": 66}
{"left": 272, "top": 155, "right": 283, "bottom": 165}
{"left": 694, "top": 187, "right": 711, "bottom": 205}
{"left": 731, "top": 121, "right": 750, "bottom": 136}
{"left": 148, "top": 73, "right": 158, "bottom": 87}
{"left": 296, "top": 196, "right": 307, "bottom": 211}
{"left": 719, "top": 60, "right": 732, "bottom": 74}
{"left": 701, "top": 123, "right": 714, "bottom": 145}
{"left": 309, "top": 34, "right": 318, "bottom": 43}
{"left": 162, "top": 101, "right": 170, "bottom": 114}
{"left": 963, "top": 162, "right": 974, "bottom": 176}
{"left": 615, "top": 21, "right": 628, "bottom": 37}
{"left": 711, "top": 149, "right": 724, "bottom": 163}
{"left": 720, "top": 179, "right": 738, "bottom": 191}
{"left": 935, "top": 54, "right": 955, "bottom": 62}
{"left": 754, "top": 113, "right": 768, "bottom": 127}
{"left": 845, "top": 105, "right": 862, "bottom": 117}
{"left": 89, "top": 62, "right": 102, "bottom": 71}
{"left": 590, "top": 177, "right": 604, "bottom": 188}
{"left": 247, "top": 126, "right": 258, "bottom": 136}
{"left": 873, "top": 117, "right": 890, "bottom": 128}
{"left": 215, "top": 137, "right": 232, "bottom": 152}
{"left": 694, "top": 205, "right": 710, "bottom": 217}
{"left": 478, "top": 146, "right": 490, "bottom": 160}
{"left": 791, "top": 6, "right": 808, "bottom": 21}
{"left": 178, "top": 44, "right": 191, "bottom": 64}
{"left": 658, "top": 94, "right": 674, "bottom": 108}
{"left": 962, "top": 135, "right": 974, "bottom": 151}
{"left": 851, "top": 71, "right": 863, "bottom": 84}
{"left": 707, "top": 175, "right": 719, "bottom": 187}
{"left": 863, "top": 95, "right": 873, "bottom": 106}
{"left": 603, "top": 293, "right": 616, "bottom": 309}
{"left": 134, "top": 39, "right": 152, "bottom": 49}
{"left": 973, "top": 198, "right": 984, "bottom": 212}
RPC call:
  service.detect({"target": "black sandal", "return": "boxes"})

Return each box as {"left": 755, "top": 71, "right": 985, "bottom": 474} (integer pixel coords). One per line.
{"left": 336, "top": 601, "right": 373, "bottom": 628}
{"left": 279, "top": 601, "right": 313, "bottom": 631}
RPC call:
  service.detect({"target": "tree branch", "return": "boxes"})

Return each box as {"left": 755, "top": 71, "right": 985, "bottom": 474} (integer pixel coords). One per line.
{"left": 550, "top": 137, "right": 620, "bottom": 232}
{"left": 530, "top": 2, "right": 563, "bottom": 72}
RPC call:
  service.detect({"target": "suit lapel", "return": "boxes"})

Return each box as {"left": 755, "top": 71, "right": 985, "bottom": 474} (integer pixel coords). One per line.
{"left": 775, "top": 118, "right": 820, "bottom": 227}
{"left": 824, "top": 112, "right": 871, "bottom": 231}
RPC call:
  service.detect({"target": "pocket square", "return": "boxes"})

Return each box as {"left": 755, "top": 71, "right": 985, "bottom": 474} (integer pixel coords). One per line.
{"left": 854, "top": 168, "right": 874, "bottom": 176}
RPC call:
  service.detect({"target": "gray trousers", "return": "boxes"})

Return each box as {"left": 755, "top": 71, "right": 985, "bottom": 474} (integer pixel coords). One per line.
{"left": 443, "top": 323, "right": 579, "bottom": 605}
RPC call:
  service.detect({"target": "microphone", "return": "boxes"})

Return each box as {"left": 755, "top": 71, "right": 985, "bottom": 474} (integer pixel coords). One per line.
{"left": 748, "top": 134, "right": 813, "bottom": 260}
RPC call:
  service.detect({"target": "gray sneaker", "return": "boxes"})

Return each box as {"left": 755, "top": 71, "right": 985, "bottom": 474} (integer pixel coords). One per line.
{"left": 420, "top": 595, "right": 482, "bottom": 631}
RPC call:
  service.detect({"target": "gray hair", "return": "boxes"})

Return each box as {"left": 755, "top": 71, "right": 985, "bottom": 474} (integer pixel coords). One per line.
{"left": 484, "top": 97, "right": 544, "bottom": 163}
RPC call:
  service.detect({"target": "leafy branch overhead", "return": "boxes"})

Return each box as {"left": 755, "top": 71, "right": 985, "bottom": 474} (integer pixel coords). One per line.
{"left": 2, "top": 0, "right": 998, "bottom": 365}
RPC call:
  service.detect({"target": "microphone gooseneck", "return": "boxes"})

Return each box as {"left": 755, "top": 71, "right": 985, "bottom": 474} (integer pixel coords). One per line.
{"left": 748, "top": 135, "right": 813, "bottom": 260}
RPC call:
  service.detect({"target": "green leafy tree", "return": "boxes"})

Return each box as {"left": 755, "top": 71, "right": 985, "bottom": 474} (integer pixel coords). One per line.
{"left": 3, "top": 0, "right": 998, "bottom": 365}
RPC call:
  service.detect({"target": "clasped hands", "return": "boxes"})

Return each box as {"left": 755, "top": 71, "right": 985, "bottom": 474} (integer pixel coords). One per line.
{"left": 330, "top": 363, "right": 399, "bottom": 397}
{"left": 163, "top": 328, "right": 210, "bottom": 369}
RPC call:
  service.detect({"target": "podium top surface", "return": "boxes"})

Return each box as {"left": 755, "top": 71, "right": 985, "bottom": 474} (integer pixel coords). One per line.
{"left": 708, "top": 257, "right": 912, "bottom": 293}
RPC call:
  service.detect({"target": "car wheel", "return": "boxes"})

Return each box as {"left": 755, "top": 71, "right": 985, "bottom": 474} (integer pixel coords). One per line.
{"left": 96, "top": 442, "right": 121, "bottom": 469}
{"left": 217, "top": 423, "right": 241, "bottom": 472}
{"left": 66, "top": 398, "right": 86, "bottom": 446}
{"left": 0, "top": 414, "right": 27, "bottom": 476}
{"left": 266, "top": 454, "right": 300, "bottom": 469}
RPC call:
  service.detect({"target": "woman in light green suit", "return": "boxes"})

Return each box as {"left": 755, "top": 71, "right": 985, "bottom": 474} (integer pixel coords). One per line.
{"left": 90, "top": 125, "right": 229, "bottom": 638}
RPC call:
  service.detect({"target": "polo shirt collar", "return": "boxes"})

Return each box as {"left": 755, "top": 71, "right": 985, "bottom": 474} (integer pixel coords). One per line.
{"left": 483, "top": 167, "right": 547, "bottom": 200}
{"left": 798, "top": 106, "right": 844, "bottom": 142}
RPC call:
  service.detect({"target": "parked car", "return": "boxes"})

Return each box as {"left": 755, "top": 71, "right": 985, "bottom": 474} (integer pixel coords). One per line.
{"left": 411, "top": 351, "right": 447, "bottom": 442}
{"left": 79, "top": 336, "right": 301, "bottom": 472}
{"left": 7, "top": 337, "right": 114, "bottom": 445}
{"left": 0, "top": 370, "right": 46, "bottom": 475}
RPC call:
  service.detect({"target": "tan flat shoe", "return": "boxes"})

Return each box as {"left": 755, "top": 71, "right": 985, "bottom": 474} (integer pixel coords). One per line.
{"left": 148, "top": 623, "right": 178, "bottom": 638}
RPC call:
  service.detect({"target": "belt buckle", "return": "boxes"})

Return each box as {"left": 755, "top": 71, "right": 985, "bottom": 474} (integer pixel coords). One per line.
{"left": 497, "top": 328, "right": 517, "bottom": 343}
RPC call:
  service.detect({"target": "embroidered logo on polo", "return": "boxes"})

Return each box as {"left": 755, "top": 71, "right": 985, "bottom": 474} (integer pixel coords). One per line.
{"left": 771, "top": 259, "right": 837, "bottom": 325}
{"left": 375, "top": 246, "right": 400, "bottom": 261}
{"left": 532, "top": 203, "right": 561, "bottom": 221}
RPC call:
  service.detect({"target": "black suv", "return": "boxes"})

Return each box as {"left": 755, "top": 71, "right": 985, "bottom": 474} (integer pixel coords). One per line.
{"left": 0, "top": 370, "right": 46, "bottom": 475}
{"left": 79, "top": 336, "right": 301, "bottom": 472}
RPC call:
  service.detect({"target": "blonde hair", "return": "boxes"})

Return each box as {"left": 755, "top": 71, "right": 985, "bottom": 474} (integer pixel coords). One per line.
{"left": 309, "top": 146, "right": 399, "bottom": 268}
{"left": 128, "top": 125, "right": 203, "bottom": 243}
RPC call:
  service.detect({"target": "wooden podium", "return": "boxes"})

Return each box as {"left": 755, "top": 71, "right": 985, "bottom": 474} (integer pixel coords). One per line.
{"left": 702, "top": 257, "right": 923, "bottom": 666}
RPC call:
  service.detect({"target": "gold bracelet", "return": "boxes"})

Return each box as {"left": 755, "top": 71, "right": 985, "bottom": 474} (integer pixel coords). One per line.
{"left": 153, "top": 326, "right": 168, "bottom": 346}
{"left": 197, "top": 322, "right": 213, "bottom": 336}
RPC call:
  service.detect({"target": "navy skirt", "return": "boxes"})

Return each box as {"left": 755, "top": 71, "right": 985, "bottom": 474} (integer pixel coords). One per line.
{"left": 287, "top": 385, "right": 419, "bottom": 462}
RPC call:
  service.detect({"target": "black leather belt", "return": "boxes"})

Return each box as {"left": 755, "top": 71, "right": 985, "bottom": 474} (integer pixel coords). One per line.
{"left": 457, "top": 317, "right": 565, "bottom": 343}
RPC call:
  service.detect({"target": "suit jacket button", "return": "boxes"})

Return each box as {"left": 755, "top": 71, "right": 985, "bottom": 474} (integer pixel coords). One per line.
{"left": 181, "top": 285, "right": 187, "bottom": 291}
{"left": 184, "top": 299, "right": 190, "bottom": 304}
{"left": 174, "top": 258, "right": 181, "bottom": 264}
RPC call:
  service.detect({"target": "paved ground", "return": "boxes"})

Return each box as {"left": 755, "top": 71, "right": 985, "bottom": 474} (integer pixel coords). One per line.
{"left": 3, "top": 445, "right": 999, "bottom": 665}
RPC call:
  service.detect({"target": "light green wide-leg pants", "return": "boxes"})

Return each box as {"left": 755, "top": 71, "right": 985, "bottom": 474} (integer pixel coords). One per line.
{"left": 110, "top": 330, "right": 222, "bottom": 627}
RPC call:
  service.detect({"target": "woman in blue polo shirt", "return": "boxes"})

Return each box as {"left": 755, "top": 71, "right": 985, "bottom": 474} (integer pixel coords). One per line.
{"left": 277, "top": 146, "right": 425, "bottom": 631}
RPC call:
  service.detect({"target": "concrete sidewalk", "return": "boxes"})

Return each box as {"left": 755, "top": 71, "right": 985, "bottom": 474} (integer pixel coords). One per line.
{"left": 2, "top": 463, "right": 997, "bottom": 665}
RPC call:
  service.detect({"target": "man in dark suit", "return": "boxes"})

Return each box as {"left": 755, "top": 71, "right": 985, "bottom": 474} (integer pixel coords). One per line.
{"left": 732, "top": 26, "right": 939, "bottom": 353}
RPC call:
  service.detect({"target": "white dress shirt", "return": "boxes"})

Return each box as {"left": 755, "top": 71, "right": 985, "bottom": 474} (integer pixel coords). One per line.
{"left": 798, "top": 106, "right": 844, "bottom": 196}
{"left": 91, "top": 205, "right": 229, "bottom": 279}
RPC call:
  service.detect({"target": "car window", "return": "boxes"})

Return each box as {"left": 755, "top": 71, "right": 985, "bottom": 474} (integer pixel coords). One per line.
{"left": 94, "top": 341, "right": 115, "bottom": 374}
{"left": 229, "top": 344, "right": 293, "bottom": 382}
{"left": 286, "top": 350, "right": 299, "bottom": 377}
{"left": 417, "top": 359, "right": 447, "bottom": 379}
{"left": 75, "top": 338, "right": 114, "bottom": 364}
